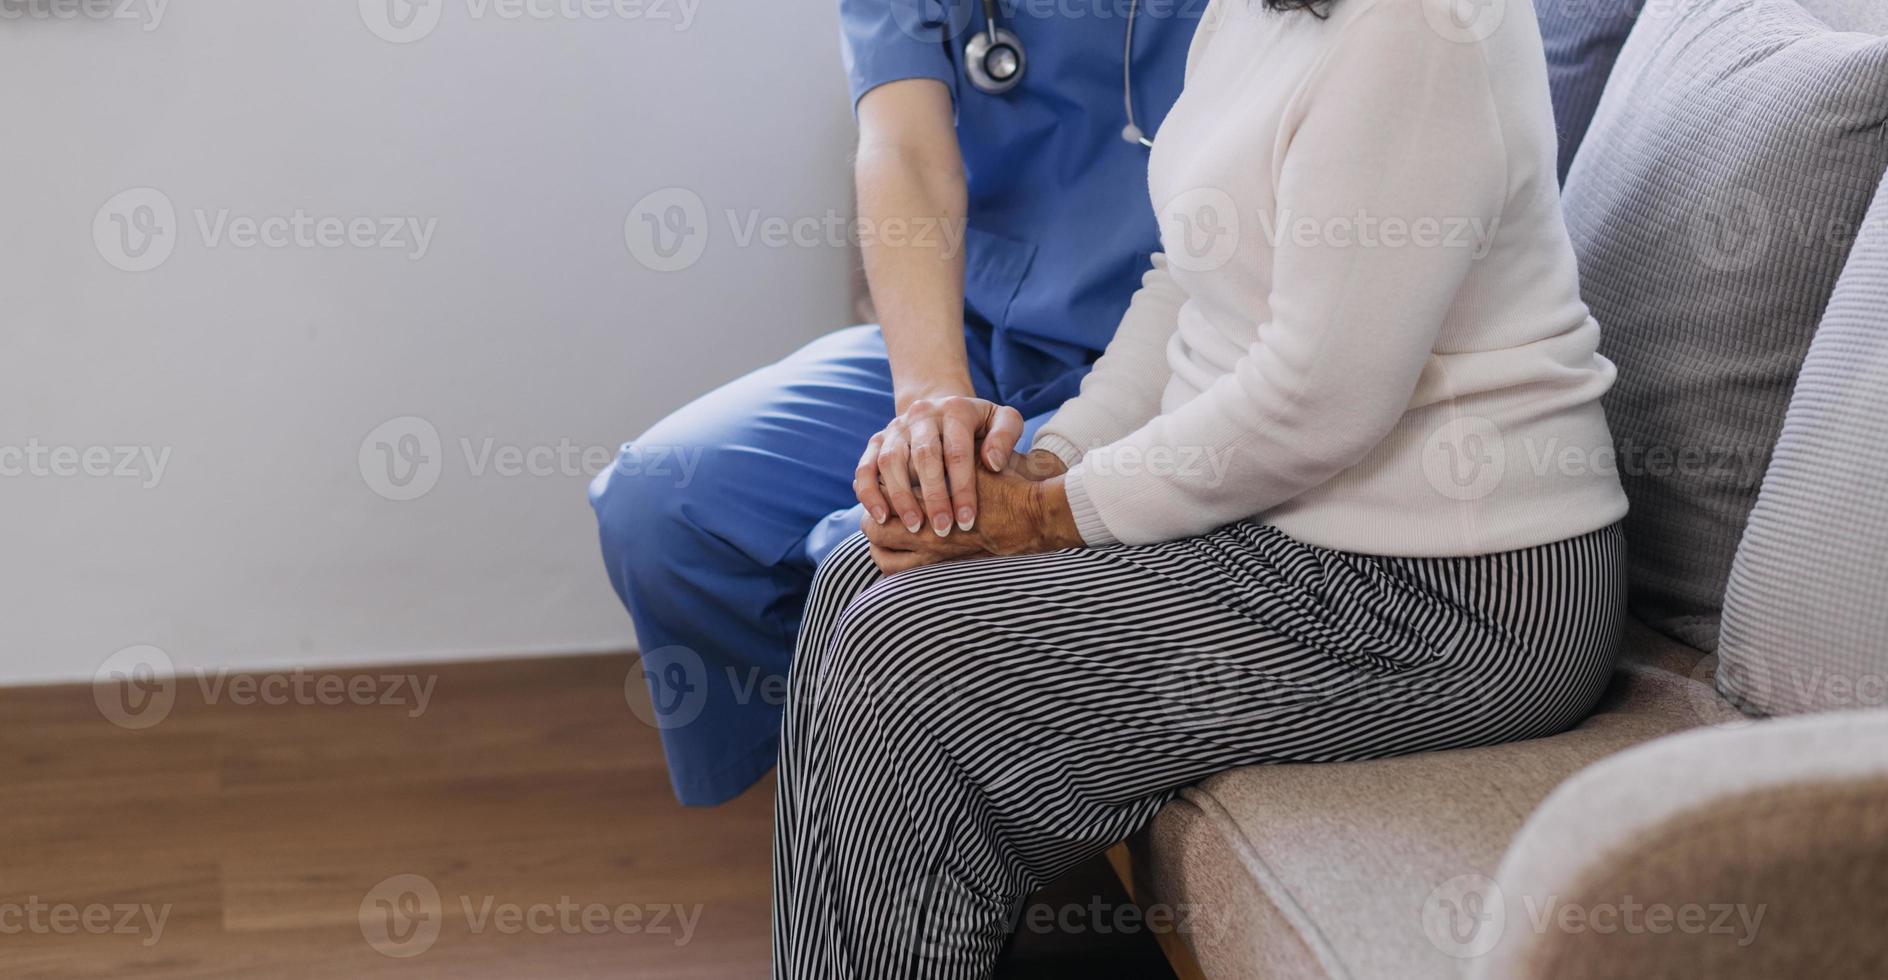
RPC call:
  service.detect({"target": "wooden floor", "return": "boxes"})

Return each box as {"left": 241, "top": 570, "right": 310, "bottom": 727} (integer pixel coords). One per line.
{"left": 0, "top": 653, "right": 1175, "bottom": 979}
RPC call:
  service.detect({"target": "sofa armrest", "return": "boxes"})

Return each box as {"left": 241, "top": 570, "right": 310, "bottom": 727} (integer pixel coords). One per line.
{"left": 1470, "top": 710, "right": 1888, "bottom": 980}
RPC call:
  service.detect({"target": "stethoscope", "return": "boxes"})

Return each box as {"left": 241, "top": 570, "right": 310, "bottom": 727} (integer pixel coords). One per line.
{"left": 963, "top": 0, "right": 1156, "bottom": 148}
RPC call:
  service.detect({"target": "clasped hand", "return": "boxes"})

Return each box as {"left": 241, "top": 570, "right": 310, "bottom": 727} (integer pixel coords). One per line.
{"left": 853, "top": 395, "right": 1077, "bottom": 574}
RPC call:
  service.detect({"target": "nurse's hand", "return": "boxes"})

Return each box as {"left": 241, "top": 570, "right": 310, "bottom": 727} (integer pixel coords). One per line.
{"left": 856, "top": 396, "right": 1025, "bottom": 538}
{"left": 862, "top": 465, "right": 1083, "bottom": 575}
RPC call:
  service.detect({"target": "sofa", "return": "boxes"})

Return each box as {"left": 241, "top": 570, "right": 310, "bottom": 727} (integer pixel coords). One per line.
{"left": 1110, "top": 1, "right": 1888, "bottom": 977}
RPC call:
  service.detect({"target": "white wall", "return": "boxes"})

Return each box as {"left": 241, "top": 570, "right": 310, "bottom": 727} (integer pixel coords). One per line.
{"left": 0, "top": 0, "right": 858, "bottom": 683}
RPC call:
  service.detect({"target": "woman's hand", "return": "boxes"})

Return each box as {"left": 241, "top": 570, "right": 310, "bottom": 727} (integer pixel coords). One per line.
{"left": 1006, "top": 448, "right": 1069, "bottom": 482}
{"left": 856, "top": 396, "right": 1026, "bottom": 537}
{"left": 862, "top": 463, "right": 1083, "bottom": 574}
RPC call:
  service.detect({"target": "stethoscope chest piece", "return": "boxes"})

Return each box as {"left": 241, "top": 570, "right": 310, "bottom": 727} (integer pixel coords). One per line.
{"left": 965, "top": 25, "right": 1027, "bottom": 95}
{"left": 961, "top": 0, "right": 1153, "bottom": 146}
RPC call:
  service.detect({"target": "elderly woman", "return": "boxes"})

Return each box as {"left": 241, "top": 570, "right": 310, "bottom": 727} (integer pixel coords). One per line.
{"left": 773, "top": 0, "right": 1629, "bottom": 975}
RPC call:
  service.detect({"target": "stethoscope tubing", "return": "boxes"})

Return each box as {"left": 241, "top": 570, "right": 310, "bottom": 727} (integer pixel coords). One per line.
{"left": 966, "top": 0, "right": 1154, "bottom": 147}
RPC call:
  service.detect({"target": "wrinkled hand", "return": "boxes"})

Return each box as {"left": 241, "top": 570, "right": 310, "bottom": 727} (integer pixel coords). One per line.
{"left": 862, "top": 462, "right": 1081, "bottom": 575}
{"left": 855, "top": 396, "right": 1025, "bottom": 538}
{"left": 1006, "top": 448, "right": 1069, "bottom": 482}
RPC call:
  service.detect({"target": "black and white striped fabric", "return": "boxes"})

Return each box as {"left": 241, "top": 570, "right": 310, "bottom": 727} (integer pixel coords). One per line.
{"left": 772, "top": 521, "right": 1627, "bottom": 979}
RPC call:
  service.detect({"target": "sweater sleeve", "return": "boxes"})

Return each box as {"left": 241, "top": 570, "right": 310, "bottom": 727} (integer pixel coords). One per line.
{"left": 1031, "top": 253, "right": 1188, "bottom": 468}
{"left": 1065, "top": 1, "right": 1511, "bottom": 546}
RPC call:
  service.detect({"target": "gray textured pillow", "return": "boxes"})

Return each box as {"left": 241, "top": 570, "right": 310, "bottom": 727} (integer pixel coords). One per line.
{"left": 1561, "top": 0, "right": 1888, "bottom": 651}
{"left": 1717, "top": 176, "right": 1888, "bottom": 716}
{"left": 1797, "top": 0, "right": 1888, "bottom": 33}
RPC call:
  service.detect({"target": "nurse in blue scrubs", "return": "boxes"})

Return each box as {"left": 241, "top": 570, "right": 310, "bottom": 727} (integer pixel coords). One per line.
{"left": 590, "top": 0, "right": 1199, "bottom": 806}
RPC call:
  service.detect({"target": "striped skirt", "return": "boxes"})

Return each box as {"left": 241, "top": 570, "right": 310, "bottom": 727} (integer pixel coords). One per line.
{"left": 773, "top": 520, "right": 1626, "bottom": 979}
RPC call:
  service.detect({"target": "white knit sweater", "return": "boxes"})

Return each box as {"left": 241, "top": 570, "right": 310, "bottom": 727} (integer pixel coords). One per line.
{"left": 1033, "top": 0, "right": 1629, "bottom": 557}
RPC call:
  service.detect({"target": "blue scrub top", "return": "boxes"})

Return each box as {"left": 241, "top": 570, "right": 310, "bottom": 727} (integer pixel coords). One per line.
{"left": 840, "top": 0, "right": 1201, "bottom": 412}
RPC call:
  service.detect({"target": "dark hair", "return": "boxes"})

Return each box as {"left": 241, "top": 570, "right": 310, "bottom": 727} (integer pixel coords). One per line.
{"left": 1262, "top": 0, "right": 1334, "bottom": 13}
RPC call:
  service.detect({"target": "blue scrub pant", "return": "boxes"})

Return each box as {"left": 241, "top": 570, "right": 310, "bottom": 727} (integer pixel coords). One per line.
{"left": 589, "top": 324, "right": 1080, "bottom": 806}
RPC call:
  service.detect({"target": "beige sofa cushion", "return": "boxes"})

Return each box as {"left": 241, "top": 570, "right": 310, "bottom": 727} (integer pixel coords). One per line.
{"left": 1131, "top": 619, "right": 1743, "bottom": 980}
{"left": 1476, "top": 708, "right": 1888, "bottom": 979}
